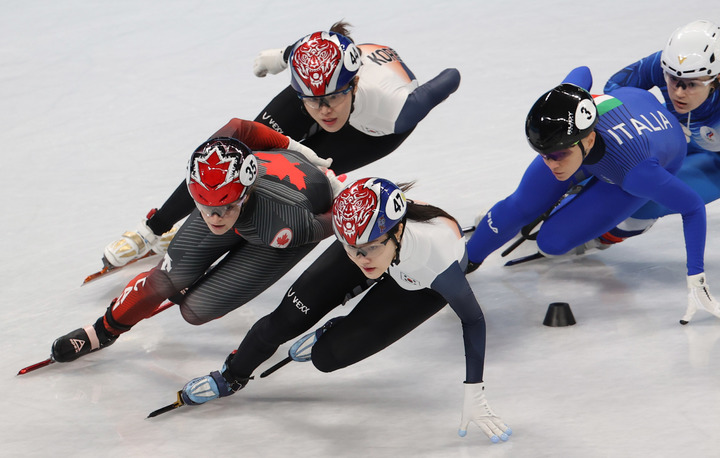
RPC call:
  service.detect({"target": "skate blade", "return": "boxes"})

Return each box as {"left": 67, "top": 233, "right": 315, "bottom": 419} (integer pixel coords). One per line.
{"left": 147, "top": 391, "right": 185, "bottom": 418}
{"left": 82, "top": 251, "right": 156, "bottom": 285}
{"left": 17, "top": 357, "right": 54, "bottom": 375}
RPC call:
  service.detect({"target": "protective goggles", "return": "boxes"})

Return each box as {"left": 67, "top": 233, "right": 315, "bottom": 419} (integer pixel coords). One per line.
{"left": 663, "top": 72, "right": 716, "bottom": 94}
{"left": 342, "top": 236, "right": 392, "bottom": 258}
{"left": 195, "top": 196, "right": 246, "bottom": 218}
{"left": 538, "top": 140, "right": 580, "bottom": 162}
{"left": 297, "top": 84, "right": 354, "bottom": 110}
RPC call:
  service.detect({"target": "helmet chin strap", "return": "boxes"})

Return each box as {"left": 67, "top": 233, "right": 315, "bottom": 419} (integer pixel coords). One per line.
{"left": 578, "top": 140, "right": 587, "bottom": 158}
{"left": 388, "top": 218, "right": 407, "bottom": 267}
{"left": 349, "top": 86, "right": 356, "bottom": 114}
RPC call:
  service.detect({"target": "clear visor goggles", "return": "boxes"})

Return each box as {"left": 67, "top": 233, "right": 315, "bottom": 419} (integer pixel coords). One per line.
{"left": 297, "top": 84, "right": 354, "bottom": 110}
{"left": 195, "top": 195, "right": 247, "bottom": 218}
{"left": 663, "top": 72, "right": 716, "bottom": 94}
{"left": 341, "top": 236, "right": 392, "bottom": 258}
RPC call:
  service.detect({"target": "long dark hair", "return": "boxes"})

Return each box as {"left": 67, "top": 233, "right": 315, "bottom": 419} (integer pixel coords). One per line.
{"left": 383, "top": 182, "right": 458, "bottom": 266}
{"left": 329, "top": 20, "right": 360, "bottom": 108}
{"left": 398, "top": 182, "right": 459, "bottom": 226}
{"left": 330, "top": 20, "right": 353, "bottom": 40}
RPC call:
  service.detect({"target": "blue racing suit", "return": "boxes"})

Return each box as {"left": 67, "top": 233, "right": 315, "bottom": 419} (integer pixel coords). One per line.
{"left": 605, "top": 51, "right": 720, "bottom": 219}
{"left": 466, "top": 67, "right": 707, "bottom": 275}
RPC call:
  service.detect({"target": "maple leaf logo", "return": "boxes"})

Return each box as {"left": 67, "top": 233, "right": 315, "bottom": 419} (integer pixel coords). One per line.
{"left": 271, "top": 228, "right": 293, "bottom": 248}
{"left": 255, "top": 152, "right": 307, "bottom": 190}
{"left": 190, "top": 145, "right": 237, "bottom": 191}
{"left": 277, "top": 233, "right": 290, "bottom": 246}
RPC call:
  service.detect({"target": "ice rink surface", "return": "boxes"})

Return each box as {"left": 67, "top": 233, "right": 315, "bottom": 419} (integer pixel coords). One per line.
{"left": 2, "top": 1, "right": 719, "bottom": 457}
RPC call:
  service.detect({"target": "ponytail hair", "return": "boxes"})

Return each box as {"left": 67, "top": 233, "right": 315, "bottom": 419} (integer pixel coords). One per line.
{"left": 329, "top": 20, "right": 353, "bottom": 41}
{"left": 398, "top": 182, "right": 459, "bottom": 226}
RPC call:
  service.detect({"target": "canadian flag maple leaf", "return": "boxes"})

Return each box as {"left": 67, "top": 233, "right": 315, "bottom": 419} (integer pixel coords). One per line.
{"left": 276, "top": 232, "right": 290, "bottom": 246}
{"left": 271, "top": 228, "right": 293, "bottom": 248}
{"left": 192, "top": 146, "right": 236, "bottom": 190}
{"left": 255, "top": 152, "right": 307, "bottom": 190}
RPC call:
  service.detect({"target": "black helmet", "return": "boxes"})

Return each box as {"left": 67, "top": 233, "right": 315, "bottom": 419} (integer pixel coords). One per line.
{"left": 525, "top": 83, "right": 598, "bottom": 155}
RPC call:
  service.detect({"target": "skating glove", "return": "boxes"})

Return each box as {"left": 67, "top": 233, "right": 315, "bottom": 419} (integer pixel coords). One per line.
{"left": 253, "top": 48, "right": 288, "bottom": 77}
{"left": 681, "top": 273, "right": 720, "bottom": 324}
{"left": 458, "top": 382, "right": 511, "bottom": 443}
{"left": 323, "top": 169, "right": 347, "bottom": 198}
{"left": 286, "top": 137, "right": 333, "bottom": 168}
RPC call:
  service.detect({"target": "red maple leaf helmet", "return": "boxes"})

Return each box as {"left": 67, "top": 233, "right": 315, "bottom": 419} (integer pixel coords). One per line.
{"left": 332, "top": 177, "right": 407, "bottom": 246}
{"left": 186, "top": 137, "right": 258, "bottom": 206}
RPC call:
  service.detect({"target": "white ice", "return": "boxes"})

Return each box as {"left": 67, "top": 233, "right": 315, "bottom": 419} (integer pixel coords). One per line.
{"left": 2, "top": 1, "right": 719, "bottom": 457}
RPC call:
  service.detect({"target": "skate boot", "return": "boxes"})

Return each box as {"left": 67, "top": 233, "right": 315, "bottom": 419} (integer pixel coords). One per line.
{"left": 571, "top": 237, "right": 613, "bottom": 256}
{"left": 466, "top": 260, "right": 482, "bottom": 274}
{"left": 180, "top": 352, "right": 251, "bottom": 406}
{"left": 289, "top": 317, "right": 344, "bottom": 362}
{"left": 51, "top": 316, "right": 118, "bottom": 363}
{"left": 559, "top": 231, "right": 626, "bottom": 258}
{"left": 569, "top": 218, "right": 656, "bottom": 256}
{"left": 103, "top": 210, "right": 180, "bottom": 267}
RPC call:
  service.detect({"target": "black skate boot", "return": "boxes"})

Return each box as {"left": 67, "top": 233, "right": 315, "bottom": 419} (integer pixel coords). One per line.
{"left": 51, "top": 316, "right": 118, "bottom": 363}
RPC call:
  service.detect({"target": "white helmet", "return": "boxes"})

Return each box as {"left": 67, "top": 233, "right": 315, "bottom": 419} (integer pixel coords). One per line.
{"left": 661, "top": 20, "right": 720, "bottom": 77}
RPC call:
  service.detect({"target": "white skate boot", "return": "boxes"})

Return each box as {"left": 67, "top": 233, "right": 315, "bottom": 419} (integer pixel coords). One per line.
{"left": 103, "top": 220, "right": 179, "bottom": 267}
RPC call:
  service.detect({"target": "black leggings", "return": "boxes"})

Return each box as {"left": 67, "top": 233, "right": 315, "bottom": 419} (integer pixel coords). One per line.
{"left": 254, "top": 85, "right": 415, "bottom": 174}
{"left": 166, "top": 211, "right": 318, "bottom": 325}
{"left": 228, "top": 241, "right": 447, "bottom": 377}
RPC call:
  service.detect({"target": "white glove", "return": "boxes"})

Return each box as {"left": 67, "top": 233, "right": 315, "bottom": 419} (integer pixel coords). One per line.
{"left": 323, "top": 169, "right": 347, "bottom": 198}
{"left": 287, "top": 137, "right": 333, "bottom": 168}
{"left": 681, "top": 273, "right": 720, "bottom": 324}
{"left": 458, "top": 382, "right": 511, "bottom": 443}
{"left": 252, "top": 48, "right": 288, "bottom": 77}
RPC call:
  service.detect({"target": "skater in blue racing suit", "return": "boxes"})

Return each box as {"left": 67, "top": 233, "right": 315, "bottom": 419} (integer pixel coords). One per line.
{"left": 591, "top": 20, "right": 720, "bottom": 243}
{"left": 466, "top": 65, "right": 720, "bottom": 324}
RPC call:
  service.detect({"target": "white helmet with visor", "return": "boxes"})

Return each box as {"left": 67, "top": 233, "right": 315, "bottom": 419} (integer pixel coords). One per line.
{"left": 661, "top": 20, "right": 720, "bottom": 77}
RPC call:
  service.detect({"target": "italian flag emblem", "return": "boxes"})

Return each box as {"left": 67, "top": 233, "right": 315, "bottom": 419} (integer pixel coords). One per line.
{"left": 593, "top": 94, "right": 623, "bottom": 115}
